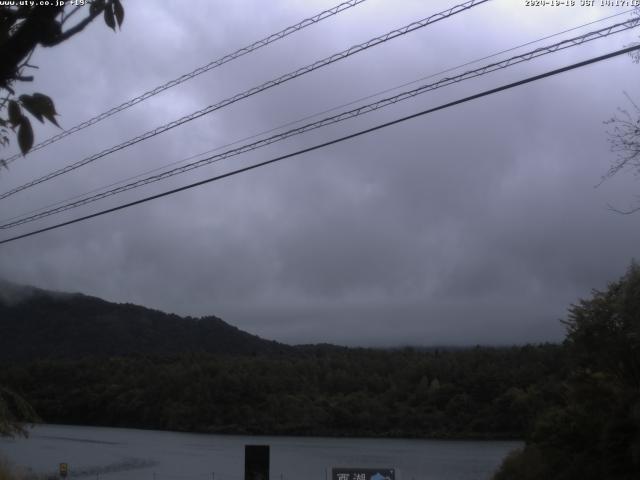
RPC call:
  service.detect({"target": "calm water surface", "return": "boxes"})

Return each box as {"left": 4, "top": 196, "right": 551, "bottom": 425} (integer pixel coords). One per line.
{"left": 0, "top": 425, "right": 520, "bottom": 480}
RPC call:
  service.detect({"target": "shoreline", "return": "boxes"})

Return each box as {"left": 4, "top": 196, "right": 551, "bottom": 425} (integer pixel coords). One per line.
{"left": 17, "top": 422, "right": 524, "bottom": 443}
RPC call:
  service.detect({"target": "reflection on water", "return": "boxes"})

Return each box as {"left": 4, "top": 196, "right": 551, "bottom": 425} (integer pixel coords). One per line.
{"left": 0, "top": 425, "right": 520, "bottom": 480}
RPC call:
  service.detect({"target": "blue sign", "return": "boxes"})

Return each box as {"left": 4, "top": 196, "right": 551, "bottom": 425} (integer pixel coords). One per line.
{"left": 331, "top": 468, "right": 395, "bottom": 480}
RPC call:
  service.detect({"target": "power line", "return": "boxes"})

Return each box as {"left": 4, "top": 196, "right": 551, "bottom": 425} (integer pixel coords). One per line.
{"left": 0, "top": 0, "right": 369, "bottom": 167}
{"left": 3, "top": 17, "right": 637, "bottom": 229}
{"left": 5, "top": 7, "right": 632, "bottom": 226}
{"left": 0, "top": 0, "right": 491, "bottom": 201}
{"left": 1, "top": 44, "right": 637, "bottom": 246}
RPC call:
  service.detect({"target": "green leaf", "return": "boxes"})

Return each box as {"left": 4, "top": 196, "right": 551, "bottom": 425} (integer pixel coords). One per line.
{"left": 114, "top": 0, "right": 124, "bottom": 27}
{"left": 104, "top": 2, "right": 116, "bottom": 31}
{"left": 8, "top": 100, "right": 21, "bottom": 126}
{"left": 17, "top": 117, "right": 33, "bottom": 155}
{"left": 19, "top": 94, "right": 44, "bottom": 123}
{"left": 29, "top": 93, "right": 60, "bottom": 127}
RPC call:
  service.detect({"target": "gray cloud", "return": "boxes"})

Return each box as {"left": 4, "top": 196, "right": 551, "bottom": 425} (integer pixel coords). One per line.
{"left": 1, "top": 0, "right": 639, "bottom": 346}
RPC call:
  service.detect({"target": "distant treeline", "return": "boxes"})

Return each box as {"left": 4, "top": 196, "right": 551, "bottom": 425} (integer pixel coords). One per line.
{"left": 0, "top": 344, "right": 566, "bottom": 439}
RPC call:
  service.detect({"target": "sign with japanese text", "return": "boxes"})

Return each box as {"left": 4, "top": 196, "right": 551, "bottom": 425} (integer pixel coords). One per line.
{"left": 331, "top": 468, "right": 395, "bottom": 480}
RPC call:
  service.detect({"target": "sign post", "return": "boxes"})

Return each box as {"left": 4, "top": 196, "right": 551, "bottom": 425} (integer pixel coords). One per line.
{"left": 245, "top": 445, "right": 269, "bottom": 480}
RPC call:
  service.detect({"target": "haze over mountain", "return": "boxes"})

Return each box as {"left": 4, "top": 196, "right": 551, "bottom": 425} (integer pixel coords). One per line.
{"left": 0, "top": 280, "right": 291, "bottom": 361}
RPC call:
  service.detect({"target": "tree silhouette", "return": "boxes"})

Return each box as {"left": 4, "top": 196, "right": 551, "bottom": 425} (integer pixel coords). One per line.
{"left": 494, "top": 261, "right": 640, "bottom": 479}
{"left": 601, "top": 7, "right": 640, "bottom": 213}
{"left": 0, "top": 0, "right": 124, "bottom": 164}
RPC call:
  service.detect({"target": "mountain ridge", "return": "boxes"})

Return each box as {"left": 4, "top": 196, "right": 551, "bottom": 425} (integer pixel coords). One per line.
{"left": 0, "top": 280, "right": 293, "bottom": 361}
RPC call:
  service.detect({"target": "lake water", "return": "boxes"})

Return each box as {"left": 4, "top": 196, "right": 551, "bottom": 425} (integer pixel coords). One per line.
{"left": 0, "top": 425, "right": 520, "bottom": 480}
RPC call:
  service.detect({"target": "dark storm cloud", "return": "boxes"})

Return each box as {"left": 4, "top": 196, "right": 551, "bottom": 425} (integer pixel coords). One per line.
{"left": 0, "top": 0, "right": 639, "bottom": 345}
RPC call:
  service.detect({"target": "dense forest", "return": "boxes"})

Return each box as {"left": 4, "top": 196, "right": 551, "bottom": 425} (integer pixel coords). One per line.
{"left": 0, "top": 344, "right": 565, "bottom": 439}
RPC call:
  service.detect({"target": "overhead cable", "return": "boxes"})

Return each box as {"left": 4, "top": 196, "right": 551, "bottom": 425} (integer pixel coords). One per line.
{"left": 0, "top": 0, "right": 491, "bottom": 201}
{"left": 7, "top": 6, "right": 631, "bottom": 226}
{"left": 1, "top": 43, "right": 638, "bottom": 246}
{"left": 2, "top": 17, "right": 638, "bottom": 229}
{"left": 0, "top": 0, "right": 369, "bottom": 166}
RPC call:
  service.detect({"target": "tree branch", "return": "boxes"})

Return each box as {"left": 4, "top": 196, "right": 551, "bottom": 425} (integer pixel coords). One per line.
{"left": 606, "top": 203, "right": 640, "bottom": 215}
{"left": 0, "top": 6, "right": 63, "bottom": 83}
{"left": 50, "top": 4, "right": 106, "bottom": 46}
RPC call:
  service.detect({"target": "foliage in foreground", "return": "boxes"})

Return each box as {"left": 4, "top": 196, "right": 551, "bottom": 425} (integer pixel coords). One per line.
{"left": 493, "top": 262, "right": 640, "bottom": 480}
{"left": 0, "top": 2, "right": 124, "bottom": 161}
{"left": 0, "top": 455, "right": 41, "bottom": 480}
{"left": 0, "top": 387, "right": 38, "bottom": 437}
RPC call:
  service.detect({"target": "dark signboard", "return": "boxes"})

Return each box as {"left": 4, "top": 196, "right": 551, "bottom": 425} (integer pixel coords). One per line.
{"left": 331, "top": 468, "right": 395, "bottom": 480}
{"left": 245, "top": 445, "right": 269, "bottom": 480}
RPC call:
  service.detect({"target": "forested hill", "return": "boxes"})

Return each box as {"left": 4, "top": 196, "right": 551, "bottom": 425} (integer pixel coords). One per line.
{"left": 0, "top": 279, "right": 570, "bottom": 441}
{"left": 0, "top": 280, "right": 291, "bottom": 360}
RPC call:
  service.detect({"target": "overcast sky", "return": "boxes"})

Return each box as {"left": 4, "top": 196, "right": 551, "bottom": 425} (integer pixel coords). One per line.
{"left": 0, "top": 0, "right": 638, "bottom": 346}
